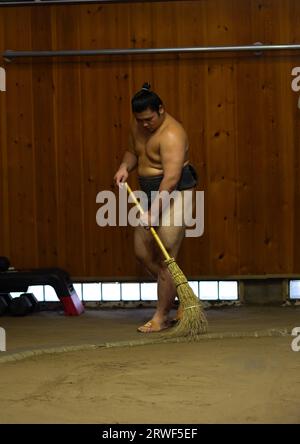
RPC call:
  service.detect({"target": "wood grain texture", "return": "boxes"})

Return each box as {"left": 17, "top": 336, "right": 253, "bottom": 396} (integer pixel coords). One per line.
{"left": 0, "top": 0, "right": 299, "bottom": 278}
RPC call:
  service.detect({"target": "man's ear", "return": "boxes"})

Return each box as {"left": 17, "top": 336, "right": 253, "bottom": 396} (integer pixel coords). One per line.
{"left": 158, "top": 105, "right": 164, "bottom": 115}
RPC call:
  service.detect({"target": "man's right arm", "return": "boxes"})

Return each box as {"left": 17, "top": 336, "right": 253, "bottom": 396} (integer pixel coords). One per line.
{"left": 119, "top": 151, "right": 137, "bottom": 174}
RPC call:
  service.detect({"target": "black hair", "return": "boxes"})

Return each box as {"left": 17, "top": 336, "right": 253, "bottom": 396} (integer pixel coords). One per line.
{"left": 131, "top": 82, "right": 163, "bottom": 113}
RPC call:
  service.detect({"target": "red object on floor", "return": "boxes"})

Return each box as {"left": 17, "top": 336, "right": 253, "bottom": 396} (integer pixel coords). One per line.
{"left": 61, "top": 291, "right": 84, "bottom": 316}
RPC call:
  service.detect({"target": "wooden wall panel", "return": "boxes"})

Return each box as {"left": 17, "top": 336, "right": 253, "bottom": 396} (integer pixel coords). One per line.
{"left": 51, "top": 8, "right": 87, "bottom": 276}
{"left": 0, "top": 13, "right": 6, "bottom": 250}
{"left": 0, "top": 1, "right": 300, "bottom": 279}
{"left": 290, "top": 0, "right": 300, "bottom": 272}
{"left": 31, "top": 9, "right": 59, "bottom": 268}
{"left": 3, "top": 8, "right": 38, "bottom": 268}
{"left": 0, "top": 13, "right": 9, "bottom": 255}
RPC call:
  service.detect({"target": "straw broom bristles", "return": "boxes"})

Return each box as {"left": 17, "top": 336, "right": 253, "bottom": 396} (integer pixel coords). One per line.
{"left": 164, "top": 258, "right": 208, "bottom": 338}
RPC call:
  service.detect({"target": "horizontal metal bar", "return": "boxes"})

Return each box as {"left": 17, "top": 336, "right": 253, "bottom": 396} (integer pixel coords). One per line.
{"left": 3, "top": 44, "right": 300, "bottom": 60}
{"left": 0, "top": 0, "right": 167, "bottom": 6}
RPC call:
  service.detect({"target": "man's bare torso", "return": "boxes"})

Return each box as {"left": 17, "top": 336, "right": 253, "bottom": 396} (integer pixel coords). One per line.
{"left": 131, "top": 113, "right": 189, "bottom": 177}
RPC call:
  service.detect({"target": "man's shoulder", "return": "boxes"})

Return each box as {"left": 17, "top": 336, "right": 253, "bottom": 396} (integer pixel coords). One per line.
{"left": 161, "top": 115, "right": 187, "bottom": 138}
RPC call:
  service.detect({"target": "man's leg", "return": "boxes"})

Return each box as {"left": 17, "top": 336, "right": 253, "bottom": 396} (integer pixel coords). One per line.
{"left": 134, "top": 190, "right": 188, "bottom": 332}
{"left": 154, "top": 224, "right": 185, "bottom": 325}
{"left": 134, "top": 226, "right": 169, "bottom": 331}
{"left": 134, "top": 225, "right": 160, "bottom": 278}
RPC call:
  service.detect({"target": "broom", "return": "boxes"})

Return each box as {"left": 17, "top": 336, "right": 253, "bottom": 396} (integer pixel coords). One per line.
{"left": 125, "top": 182, "right": 208, "bottom": 338}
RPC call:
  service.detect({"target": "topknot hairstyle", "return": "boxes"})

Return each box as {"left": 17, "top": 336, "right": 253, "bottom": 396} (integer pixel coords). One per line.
{"left": 131, "top": 82, "right": 163, "bottom": 113}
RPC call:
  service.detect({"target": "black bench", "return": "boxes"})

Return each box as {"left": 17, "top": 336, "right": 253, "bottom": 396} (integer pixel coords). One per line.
{"left": 0, "top": 268, "right": 84, "bottom": 315}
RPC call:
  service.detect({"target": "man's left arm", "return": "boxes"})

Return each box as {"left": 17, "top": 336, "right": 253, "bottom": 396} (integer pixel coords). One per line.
{"left": 142, "top": 129, "right": 186, "bottom": 227}
{"left": 158, "top": 129, "right": 186, "bottom": 193}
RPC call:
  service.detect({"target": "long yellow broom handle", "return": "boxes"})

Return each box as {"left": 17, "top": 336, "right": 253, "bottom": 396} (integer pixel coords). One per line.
{"left": 125, "top": 182, "right": 171, "bottom": 261}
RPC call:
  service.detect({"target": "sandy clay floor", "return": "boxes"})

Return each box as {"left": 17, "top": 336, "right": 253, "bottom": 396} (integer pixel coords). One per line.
{"left": 0, "top": 306, "right": 299, "bottom": 424}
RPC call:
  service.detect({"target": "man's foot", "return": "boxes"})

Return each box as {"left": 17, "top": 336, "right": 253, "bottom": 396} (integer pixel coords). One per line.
{"left": 137, "top": 319, "right": 171, "bottom": 333}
